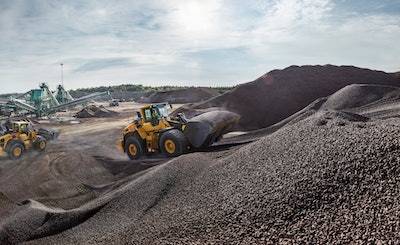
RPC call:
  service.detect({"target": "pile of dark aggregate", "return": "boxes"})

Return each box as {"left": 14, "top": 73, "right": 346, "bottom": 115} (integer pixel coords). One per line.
{"left": 184, "top": 65, "right": 400, "bottom": 131}
{"left": 75, "top": 105, "right": 118, "bottom": 118}
{"left": 31, "top": 111, "right": 400, "bottom": 244}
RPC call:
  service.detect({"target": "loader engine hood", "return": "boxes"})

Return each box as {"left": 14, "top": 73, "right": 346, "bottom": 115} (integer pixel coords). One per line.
{"left": 183, "top": 110, "right": 240, "bottom": 148}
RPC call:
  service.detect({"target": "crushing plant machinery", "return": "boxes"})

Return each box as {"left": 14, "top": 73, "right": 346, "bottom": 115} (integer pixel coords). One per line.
{"left": 2, "top": 83, "right": 110, "bottom": 118}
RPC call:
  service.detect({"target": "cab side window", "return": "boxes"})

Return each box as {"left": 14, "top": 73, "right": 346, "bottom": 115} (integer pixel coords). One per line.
{"left": 144, "top": 109, "right": 152, "bottom": 122}
{"left": 143, "top": 107, "right": 161, "bottom": 126}
{"left": 21, "top": 124, "right": 28, "bottom": 134}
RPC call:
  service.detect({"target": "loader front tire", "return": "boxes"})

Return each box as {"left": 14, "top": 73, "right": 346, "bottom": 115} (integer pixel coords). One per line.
{"left": 160, "top": 129, "right": 187, "bottom": 157}
{"left": 125, "top": 137, "right": 143, "bottom": 160}
{"left": 35, "top": 136, "right": 47, "bottom": 152}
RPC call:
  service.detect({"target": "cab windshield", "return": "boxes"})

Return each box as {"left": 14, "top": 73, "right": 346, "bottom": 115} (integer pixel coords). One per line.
{"left": 156, "top": 105, "right": 168, "bottom": 118}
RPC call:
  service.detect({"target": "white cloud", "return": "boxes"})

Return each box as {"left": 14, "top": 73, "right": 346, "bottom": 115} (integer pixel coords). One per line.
{"left": 0, "top": 0, "right": 399, "bottom": 93}
{"left": 244, "top": 0, "right": 400, "bottom": 73}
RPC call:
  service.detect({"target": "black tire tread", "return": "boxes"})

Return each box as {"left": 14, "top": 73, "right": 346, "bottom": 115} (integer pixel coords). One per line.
{"left": 160, "top": 129, "right": 188, "bottom": 157}
{"left": 9, "top": 142, "right": 24, "bottom": 160}
{"left": 35, "top": 136, "right": 47, "bottom": 152}
{"left": 125, "top": 136, "right": 144, "bottom": 160}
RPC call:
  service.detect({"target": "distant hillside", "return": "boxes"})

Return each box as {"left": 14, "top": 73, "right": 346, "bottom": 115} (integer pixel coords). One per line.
{"left": 179, "top": 65, "right": 400, "bottom": 131}
{"left": 69, "top": 84, "right": 233, "bottom": 99}
{"left": 138, "top": 87, "right": 220, "bottom": 104}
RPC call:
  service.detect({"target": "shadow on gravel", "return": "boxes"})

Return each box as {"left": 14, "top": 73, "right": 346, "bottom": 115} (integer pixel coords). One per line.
{"left": 194, "top": 140, "right": 253, "bottom": 153}
{"left": 94, "top": 156, "right": 167, "bottom": 176}
{"left": 94, "top": 141, "right": 252, "bottom": 176}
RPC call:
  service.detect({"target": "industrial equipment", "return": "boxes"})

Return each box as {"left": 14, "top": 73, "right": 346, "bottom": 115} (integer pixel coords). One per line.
{"left": 118, "top": 103, "right": 240, "bottom": 159}
{"left": 0, "top": 120, "right": 59, "bottom": 159}
{"left": 5, "top": 83, "right": 110, "bottom": 118}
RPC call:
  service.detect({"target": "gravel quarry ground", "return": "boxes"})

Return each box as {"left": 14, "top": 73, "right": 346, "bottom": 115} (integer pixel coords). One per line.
{"left": 0, "top": 83, "right": 399, "bottom": 244}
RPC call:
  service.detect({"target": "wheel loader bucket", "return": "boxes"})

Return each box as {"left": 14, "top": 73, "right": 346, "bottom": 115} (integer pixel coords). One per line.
{"left": 38, "top": 127, "right": 60, "bottom": 141}
{"left": 183, "top": 110, "right": 240, "bottom": 149}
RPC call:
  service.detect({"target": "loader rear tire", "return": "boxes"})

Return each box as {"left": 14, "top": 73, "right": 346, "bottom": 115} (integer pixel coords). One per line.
{"left": 125, "top": 137, "right": 144, "bottom": 160}
{"left": 160, "top": 129, "right": 187, "bottom": 157}
{"left": 9, "top": 142, "right": 24, "bottom": 160}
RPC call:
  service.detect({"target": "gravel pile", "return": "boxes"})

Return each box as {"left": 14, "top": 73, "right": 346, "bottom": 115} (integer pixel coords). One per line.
{"left": 75, "top": 105, "right": 118, "bottom": 118}
{"left": 184, "top": 65, "right": 400, "bottom": 130}
{"left": 2, "top": 84, "right": 395, "bottom": 244}
{"left": 320, "top": 84, "right": 400, "bottom": 110}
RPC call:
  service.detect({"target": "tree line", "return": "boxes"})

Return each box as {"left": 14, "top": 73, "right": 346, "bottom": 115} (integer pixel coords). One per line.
{"left": 69, "top": 84, "right": 234, "bottom": 94}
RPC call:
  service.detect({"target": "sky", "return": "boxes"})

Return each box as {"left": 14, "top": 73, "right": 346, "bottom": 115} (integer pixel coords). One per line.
{"left": 0, "top": 0, "right": 399, "bottom": 94}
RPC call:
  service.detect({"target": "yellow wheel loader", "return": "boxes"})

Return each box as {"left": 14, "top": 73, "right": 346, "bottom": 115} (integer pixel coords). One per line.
{"left": 118, "top": 103, "right": 240, "bottom": 159}
{"left": 0, "top": 120, "right": 59, "bottom": 160}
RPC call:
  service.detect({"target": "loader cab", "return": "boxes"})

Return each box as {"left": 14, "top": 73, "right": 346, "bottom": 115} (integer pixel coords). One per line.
{"left": 142, "top": 104, "right": 169, "bottom": 126}
{"left": 13, "top": 122, "right": 28, "bottom": 133}
{"left": 12, "top": 122, "right": 32, "bottom": 140}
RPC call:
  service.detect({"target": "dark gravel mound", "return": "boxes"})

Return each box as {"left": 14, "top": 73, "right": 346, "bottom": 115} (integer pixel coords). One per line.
{"left": 75, "top": 105, "right": 119, "bottom": 118}
{"left": 139, "top": 87, "right": 220, "bottom": 104}
{"left": 320, "top": 84, "right": 400, "bottom": 111}
{"left": 184, "top": 65, "right": 399, "bottom": 131}
{"left": 252, "top": 84, "right": 400, "bottom": 136}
